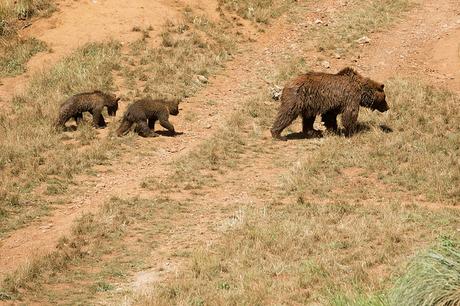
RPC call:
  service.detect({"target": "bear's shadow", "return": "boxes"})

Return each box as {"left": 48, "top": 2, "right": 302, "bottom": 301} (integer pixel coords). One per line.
{"left": 284, "top": 122, "right": 392, "bottom": 140}
{"left": 156, "top": 130, "right": 184, "bottom": 137}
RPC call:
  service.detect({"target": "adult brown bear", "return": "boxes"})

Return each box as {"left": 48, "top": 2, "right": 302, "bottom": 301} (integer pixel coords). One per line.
{"left": 270, "top": 67, "right": 389, "bottom": 141}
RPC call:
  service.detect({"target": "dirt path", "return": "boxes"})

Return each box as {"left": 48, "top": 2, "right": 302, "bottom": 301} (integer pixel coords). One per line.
{"left": 1, "top": 0, "right": 459, "bottom": 291}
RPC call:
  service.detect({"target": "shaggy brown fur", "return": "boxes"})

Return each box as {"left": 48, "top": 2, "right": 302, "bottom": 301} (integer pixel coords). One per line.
{"left": 271, "top": 67, "right": 389, "bottom": 140}
{"left": 116, "top": 98, "right": 180, "bottom": 137}
{"left": 55, "top": 91, "right": 120, "bottom": 130}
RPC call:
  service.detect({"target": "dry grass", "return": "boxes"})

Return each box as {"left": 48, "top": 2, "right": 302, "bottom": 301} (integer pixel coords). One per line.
{"left": 0, "top": 37, "right": 47, "bottom": 77}
{"left": 0, "top": 0, "right": 55, "bottom": 78}
{"left": 286, "top": 79, "right": 459, "bottom": 204}
{"left": 0, "top": 197, "right": 157, "bottom": 300}
{"left": 137, "top": 202, "right": 459, "bottom": 305}
{"left": 0, "top": 0, "right": 55, "bottom": 38}
{"left": 173, "top": 111, "right": 246, "bottom": 186}
{"left": 123, "top": 10, "right": 235, "bottom": 100}
{"left": 0, "top": 41, "right": 122, "bottom": 236}
{"left": 312, "top": 0, "right": 413, "bottom": 56}
{"left": 218, "top": 0, "right": 295, "bottom": 24}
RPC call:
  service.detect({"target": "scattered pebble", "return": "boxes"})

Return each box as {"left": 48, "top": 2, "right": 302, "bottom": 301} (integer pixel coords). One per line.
{"left": 314, "top": 19, "right": 323, "bottom": 25}
{"left": 321, "top": 60, "right": 331, "bottom": 69}
{"left": 270, "top": 85, "right": 283, "bottom": 101}
{"left": 356, "top": 36, "right": 370, "bottom": 44}
{"left": 196, "top": 75, "right": 208, "bottom": 84}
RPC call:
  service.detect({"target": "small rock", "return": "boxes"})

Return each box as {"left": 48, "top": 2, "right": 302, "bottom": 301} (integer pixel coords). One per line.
{"left": 321, "top": 60, "right": 331, "bottom": 69}
{"left": 270, "top": 85, "right": 283, "bottom": 101}
{"left": 314, "top": 19, "right": 323, "bottom": 25}
{"left": 205, "top": 124, "right": 212, "bottom": 129}
{"left": 356, "top": 36, "right": 370, "bottom": 44}
{"left": 196, "top": 75, "right": 208, "bottom": 84}
{"left": 333, "top": 53, "right": 341, "bottom": 59}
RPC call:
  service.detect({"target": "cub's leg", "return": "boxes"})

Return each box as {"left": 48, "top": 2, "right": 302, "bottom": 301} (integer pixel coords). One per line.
{"left": 137, "top": 120, "right": 159, "bottom": 137}
{"left": 73, "top": 113, "right": 83, "bottom": 124}
{"left": 158, "top": 114, "right": 176, "bottom": 135}
{"left": 92, "top": 108, "right": 106, "bottom": 128}
{"left": 116, "top": 119, "right": 134, "bottom": 136}
{"left": 148, "top": 118, "right": 157, "bottom": 130}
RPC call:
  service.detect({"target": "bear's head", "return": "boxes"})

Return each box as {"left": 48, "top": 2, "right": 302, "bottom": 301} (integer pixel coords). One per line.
{"left": 168, "top": 99, "right": 180, "bottom": 116}
{"left": 361, "top": 79, "right": 389, "bottom": 112}
{"left": 106, "top": 94, "right": 120, "bottom": 117}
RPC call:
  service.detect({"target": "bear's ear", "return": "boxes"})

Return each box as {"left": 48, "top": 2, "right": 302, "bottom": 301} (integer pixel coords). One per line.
{"left": 115, "top": 97, "right": 121, "bottom": 102}
{"left": 337, "top": 67, "right": 357, "bottom": 76}
{"left": 380, "top": 84, "right": 385, "bottom": 90}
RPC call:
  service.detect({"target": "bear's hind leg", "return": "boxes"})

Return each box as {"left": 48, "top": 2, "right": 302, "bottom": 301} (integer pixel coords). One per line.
{"left": 116, "top": 119, "right": 133, "bottom": 137}
{"left": 270, "top": 110, "right": 298, "bottom": 141}
{"left": 302, "top": 113, "right": 322, "bottom": 138}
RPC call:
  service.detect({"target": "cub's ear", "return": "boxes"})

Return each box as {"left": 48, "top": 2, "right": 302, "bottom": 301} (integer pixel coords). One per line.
{"left": 115, "top": 97, "right": 121, "bottom": 102}
{"left": 380, "top": 84, "right": 385, "bottom": 90}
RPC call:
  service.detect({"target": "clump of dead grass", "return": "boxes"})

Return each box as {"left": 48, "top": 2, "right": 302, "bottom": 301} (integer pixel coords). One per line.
{"left": 173, "top": 110, "right": 246, "bottom": 189}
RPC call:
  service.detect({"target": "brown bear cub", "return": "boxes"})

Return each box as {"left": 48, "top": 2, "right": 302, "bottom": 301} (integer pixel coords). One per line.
{"left": 55, "top": 90, "right": 120, "bottom": 130}
{"left": 116, "top": 98, "right": 180, "bottom": 137}
{"left": 271, "top": 67, "right": 389, "bottom": 141}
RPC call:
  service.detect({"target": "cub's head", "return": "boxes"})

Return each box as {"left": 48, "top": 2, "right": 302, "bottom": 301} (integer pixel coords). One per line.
{"left": 106, "top": 93, "right": 120, "bottom": 116}
{"left": 168, "top": 99, "right": 180, "bottom": 116}
{"left": 361, "top": 79, "right": 389, "bottom": 112}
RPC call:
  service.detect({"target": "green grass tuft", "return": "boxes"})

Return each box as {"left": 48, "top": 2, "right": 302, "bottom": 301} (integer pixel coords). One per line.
{"left": 0, "top": 38, "right": 48, "bottom": 77}
{"left": 388, "top": 237, "right": 460, "bottom": 306}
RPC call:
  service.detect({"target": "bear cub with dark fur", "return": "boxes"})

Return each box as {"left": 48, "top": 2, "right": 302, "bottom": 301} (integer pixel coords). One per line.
{"left": 117, "top": 98, "right": 180, "bottom": 137}
{"left": 55, "top": 90, "right": 120, "bottom": 130}
{"left": 271, "top": 67, "right": 389, "bottom": 141}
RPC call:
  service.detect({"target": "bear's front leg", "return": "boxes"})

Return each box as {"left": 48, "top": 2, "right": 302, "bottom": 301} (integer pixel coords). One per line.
{"left": 342, "top": 106, "right": 359, "bottom": 137}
